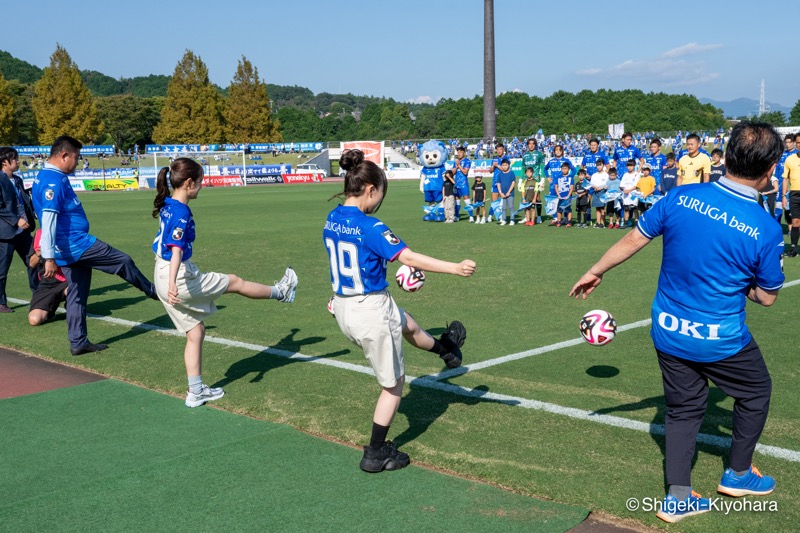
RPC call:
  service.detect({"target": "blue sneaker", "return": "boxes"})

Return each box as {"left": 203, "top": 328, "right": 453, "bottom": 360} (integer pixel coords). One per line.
{"left": 656, "top": 491, "right": 711, "bottom": 523}
{"left": 717, "top": 465, "right": 775, "bottom": 497}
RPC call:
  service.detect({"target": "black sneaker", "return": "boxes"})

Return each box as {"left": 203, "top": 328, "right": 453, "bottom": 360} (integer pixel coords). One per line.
{"left": 439, "top": 320, "right": 466, "bottom": 368}
{"left": 71, "top": 343, "right": 108, "bottom": 356}
{"left": 788, "top": 248, "right": 798, "bottom": 258}
{"left": 359, "top": 440, "right": 410, "bottom": 473}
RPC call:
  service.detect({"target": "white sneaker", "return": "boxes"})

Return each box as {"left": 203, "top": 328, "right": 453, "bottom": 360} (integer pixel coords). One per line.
{"left": 444, "top": 219, "right": 453, "bottom": 223}
{"left": 509, "top": 220, "right": 515, "bottom": 226}
{"left": 481, "top": 218, "right": 486, "bottom": 224}
{"left": 185, "top": 384, "right": 225, "bottom": 408}
{"left": 274, "top": 267, "right": 298, "bottom": 303}
{"left": 487, "top": 215, "right": 492, "bottom": 222}
{"left": 499, "top": 220, "right": 506, "bottom": 225}
{"left": 469, "top": 217, "right": 474, "bottom": 223}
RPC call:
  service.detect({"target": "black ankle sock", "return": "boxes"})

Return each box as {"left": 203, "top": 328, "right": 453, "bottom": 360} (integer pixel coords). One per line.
{"left": 792, "top": 227, "right": 799, "bottom": 247}
{"left": 428, "top": 338, "right": 448, "bottom": 356}
{"left": 370, "top": 423, "right": 390, "bottom": 450}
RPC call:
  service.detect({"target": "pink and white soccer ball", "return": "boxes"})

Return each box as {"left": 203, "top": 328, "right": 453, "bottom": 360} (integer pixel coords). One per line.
{"left": 395, "top": 265, "right": 426, "bottom": 292}
{"left": 579, "top": 309, "right": 617, "bottom": 346}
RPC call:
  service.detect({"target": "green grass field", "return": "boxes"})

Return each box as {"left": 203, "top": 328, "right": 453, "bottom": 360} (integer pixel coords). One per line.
{"left": 3, "top": 181, "right": 799, "bottom": 531}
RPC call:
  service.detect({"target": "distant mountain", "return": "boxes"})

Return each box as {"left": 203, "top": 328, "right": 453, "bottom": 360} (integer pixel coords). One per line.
{"left": 700, "top": 97, "right": 793, "bottom": 119}
{"left": 0, "top": 50, "right": 42, "bottom": 84}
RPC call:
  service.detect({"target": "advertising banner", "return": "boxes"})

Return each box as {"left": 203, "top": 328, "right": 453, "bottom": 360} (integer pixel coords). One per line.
{"left": 282, "top": 174, "right": 323, "bottom": 184}
{"left": 74, "top": 168, "right": 137, "bottom": 178}
{"left": 213, "top": 164, "right": 290, "bottom": 177}
{"left": 202, "top": 176, "right": 244, "bottom": 187}
{"left": 82, "top": 179, "right": 139, "bottom": 191}
{"left": 223, "top": 142, "right": 323, "bottom": 153}
{"left": 608, "top": 123, "right": 625, "bottom": 139}
{"left": 341, "top": 141, "right": 384, "bottom": 167}
{"left": 14, "top": 145, "right": 115, "bottom": 156}
{"left": 146, "top": 144, "right": 220, "bottom": 153}
{"left": 244, "top": 175, "right": 284, "bottom": 185}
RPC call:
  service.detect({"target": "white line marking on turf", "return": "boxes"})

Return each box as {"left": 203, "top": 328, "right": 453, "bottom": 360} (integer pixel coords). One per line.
{"left": 9, "top": 276, "right": 800, "bottom": 464}
{"left": 432, "top": 319, "right": 652, "bottom": 380}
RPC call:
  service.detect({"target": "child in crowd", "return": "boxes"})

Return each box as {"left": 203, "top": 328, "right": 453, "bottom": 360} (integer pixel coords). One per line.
{"left": 709, "top": 148, "right": 726, "bottom": 183}
{"left": 575, "top": 169, "right": 592, "bottom": 228}
{"left": 636, "top": 164, "right": 656, "bottom": 215}
{"left": 555, "top": 162, "right": 574, "bottom": 227}
{"left": 152, "top": 158, "right": 298, "bottom": 408}
{"left": 590, "top": 159, "right": 609, "bottom": 228}
{"left": 534, "top": 168, "right": 547, "bottom": 224}
{"left": 522, "top": 166, "right": 538, "bottom": 226}
{"left": 620, "top": 159, "right": 640, "bottom": 227}
{"left": 471, "top": 175, "right": 487, "bottom": 224}
{"left": 661, "top": 153, "right": 678, "bottom": 194}
{"left": 605, "top": 167, "right": 622, "bottom": 228}
{"left": 497, "top": 158, "right": 516, "bottom": 225}
{"left": 324, "top": 149, "right": 475, "bottom": 472}
{"left": 442, "top": 169, "right": 456, "bottom": 223}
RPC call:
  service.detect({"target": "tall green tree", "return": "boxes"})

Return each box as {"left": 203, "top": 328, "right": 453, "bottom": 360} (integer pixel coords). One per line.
{"left": 96, "top": 95, "right": 163, "bottom": 150}
{"left": 789, "top": 99, "right": 800, "bottom": 125}
{"left": 7, "top": 80, "right": 37, "bottom": 144}
{"left": 224, "top": 56, "right": 280, "bottom": 143}
{"left": 152, "top": 50, "right": 224, "bottom": 144}
{"left": 0, "top": 73, "right": 16, "bottom": 143}
{"left": 757, "top": 111, "right": 786, "bottom": 127}
{"left": 32, "top": 44, "right": 103, "bottom": 144}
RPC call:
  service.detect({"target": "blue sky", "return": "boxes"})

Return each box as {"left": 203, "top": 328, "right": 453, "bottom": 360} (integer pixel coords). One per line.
{"left": 4, "top": 0, "right": 798, "bottom": 108}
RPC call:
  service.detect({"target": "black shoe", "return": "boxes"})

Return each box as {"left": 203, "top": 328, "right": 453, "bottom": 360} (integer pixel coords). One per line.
{"left": 788, "top": 248, "right": 798, "bottom": 258}
{"left": 359, "top": 441, "right": 410, "bottom": 473}
{"left": 0, "top": 304, "right": 14, "bottom": 313}
{"left": 439, "top": 320, "right": 466, "bottom": 368}
{"left": 71, "top": 343, "right": 109, "bottom": 356}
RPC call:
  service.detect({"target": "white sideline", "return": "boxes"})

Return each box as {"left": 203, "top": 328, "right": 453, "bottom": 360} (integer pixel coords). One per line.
{"left": 9, "top": 279, "right": 800, "bottom": 464}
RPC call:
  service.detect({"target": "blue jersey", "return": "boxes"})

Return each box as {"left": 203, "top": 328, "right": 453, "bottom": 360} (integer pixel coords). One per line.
{"left": 613, "top": 145, "right": 641, "bottom": 170}
{"left": 32, "top": 166, "right": 96, "bottom": 266}
{"left": 581, "top": 151, "right": 608, "bottom": 176}
{"left": 636, "top": 179, "right": 784, "bottom": 362}
{"left": 546, "top": 156, "right": 574, "bottom": 194}
{"left": 153, "top": 197, "right": 195, "bottom": 261}
{"left": 492, "top": 156, "right": 505, "bottom": 184}
{"left": 323, "top": 205, "right": 408, "bottom": 296}
{"left": 776, "top": 149, "right": 797, "bottom": 196}
{"left": 454, "top": 157, "right": 471, "bottom": 189}
{"left": 421, "top": 166, "right": 444, "bottom": 192}
{"left": 643, "top": 153, "right": 668, "bottom": 187}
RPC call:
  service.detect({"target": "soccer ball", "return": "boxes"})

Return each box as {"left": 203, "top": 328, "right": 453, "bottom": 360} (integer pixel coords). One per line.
{"left": 579, "top": 310, "right": 617, "bottom": 346}
{"left": 396, "top": 265, "right": 426, "bottom": 292}
{"left": 327, "top": 296, "right": 335, "bottom": 316}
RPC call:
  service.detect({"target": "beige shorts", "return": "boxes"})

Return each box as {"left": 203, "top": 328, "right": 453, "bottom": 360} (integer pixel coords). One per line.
{"left": 333, "top": 290, "right": 407, "bottom": 388}
{"left": 155, "top": 258, "right": 230, "bottom": 333}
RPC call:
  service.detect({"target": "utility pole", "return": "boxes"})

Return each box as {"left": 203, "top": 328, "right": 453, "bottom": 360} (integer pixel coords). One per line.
{"left": 483, "top": 0, "right": 496, "bottom": 139}
{"left": 758, "top": 79, "right": 769, "bottom": 117}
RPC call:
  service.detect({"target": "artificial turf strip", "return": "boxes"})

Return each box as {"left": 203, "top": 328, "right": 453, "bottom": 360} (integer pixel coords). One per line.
{"left": 0, "top": 379, "right": 589, "bottom": 532}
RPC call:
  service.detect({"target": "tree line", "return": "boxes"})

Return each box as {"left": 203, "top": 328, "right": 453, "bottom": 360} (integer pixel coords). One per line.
{"left": 1, "top": 46, "right": 799, "bottom": 149}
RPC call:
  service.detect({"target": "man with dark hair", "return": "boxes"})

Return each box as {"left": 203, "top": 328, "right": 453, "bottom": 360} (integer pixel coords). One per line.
{"left": 612, "top": 132, "right": 643, "bottom": 174}
{"left": 775, "top": 134, "right": 796, "bottom": 225}
{"left": 781, "top": 132, "right": 800, "bottom": 256}
{"left": 32, "top": 135, "right": 158, "bottom": 355}
{"left": 571, "top": 122, "right": 784, "bottom": 523}
{"left": 0, "top": 147, "right": 38, "bottom": 312}
{"left": 643, "top": 139, "right": 668, "bottom": 192}
{"left": 677, "top": 133, "right": 711, "bottom": 185}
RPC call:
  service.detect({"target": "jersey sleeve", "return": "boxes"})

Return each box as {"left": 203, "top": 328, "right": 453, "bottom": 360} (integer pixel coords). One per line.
{"left": 161, "top": 209, "right": 191, "bottom": 251}
{"left": 463, "top": 159, "right": 471, "bottom": 171}
{"left": 755, "top": 226, "right": 785, "bottom": 291}
{"left": 636, "top": 193, "right": 670, "bottom": 239}
{"left": 702, "top": 156, "right": 712, "bottom": 175}
{"left": 365, "top": 221, "right": 408, "bottom": 262}
{"left": 39, "top": 179, "right": 65, "bottom": 213}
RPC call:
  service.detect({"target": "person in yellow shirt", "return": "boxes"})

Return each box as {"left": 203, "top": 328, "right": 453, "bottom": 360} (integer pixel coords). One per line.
{"left": 781, "top": 132, "right": 800, "bottom": 257}
{"left": 636, "top": 164, "right": 657, "bottom": 215}
{"left": 677, "top": 134, "right": 711, "bottom": 185}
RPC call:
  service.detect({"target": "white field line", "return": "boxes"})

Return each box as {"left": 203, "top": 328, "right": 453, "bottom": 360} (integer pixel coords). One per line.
{"left": 11, "top": 279, "right": 800, "bottom": 463}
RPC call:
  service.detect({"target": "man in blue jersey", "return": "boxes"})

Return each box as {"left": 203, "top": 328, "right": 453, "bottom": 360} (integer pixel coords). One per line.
{"left": 33, "top": 136, "right": 157, "bottom": 355}
{"left": 546, "top": 145, "right": 574, "bottom": 224}
{"left": 453, "top": 145, "right": 472, "bottom": 221}
{"left": 775, "top": 134, "right": 797, "bottom": 225}
{"left": 643, "top": 139, "right": 668, "bottom": 192}
{"left": 571, "top": 122, "right": 784, "bottom": 523}
{"left": 580, "top": 138, "right": 609, "bottom": 177}
{"left": 613, "top": 133, "right": 643, "bottom": 174}
{"left": 488, "top": 143, "right": 506, "bottom": 222}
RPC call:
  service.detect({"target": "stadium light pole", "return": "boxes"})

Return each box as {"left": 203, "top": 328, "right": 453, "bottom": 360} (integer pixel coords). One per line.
{"left": 483, "top": 0, "right": 496, "bottom": 140}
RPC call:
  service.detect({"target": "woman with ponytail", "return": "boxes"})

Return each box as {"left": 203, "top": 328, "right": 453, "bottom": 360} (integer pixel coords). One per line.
{"left": 323, "top": 149, "right": 476, "bottom": 472}
{"left": 152, "top": 158, "right": 298, "bottom": 408}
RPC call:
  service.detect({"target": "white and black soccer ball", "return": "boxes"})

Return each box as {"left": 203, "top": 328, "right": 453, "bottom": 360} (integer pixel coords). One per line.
{"left": 396, "top": 265, "right": 426, "bottom": 292}
{"left": 579, "top": 309, "right": 617, "bottom": 346}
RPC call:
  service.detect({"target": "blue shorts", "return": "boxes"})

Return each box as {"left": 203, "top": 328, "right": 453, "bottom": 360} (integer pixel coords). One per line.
{"left": 492, "top": 182, "right": 499, "bottom": 193}
{"left": 454, "top": 186, "right": 469, "bottom": 198}
{"left": 424, "top": 190, "right": 443, "bottom": 203}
